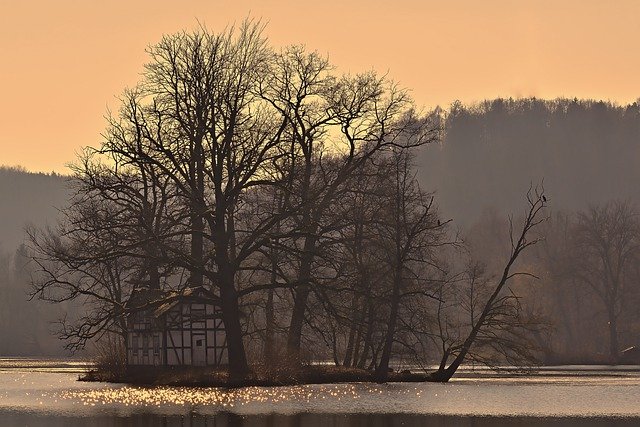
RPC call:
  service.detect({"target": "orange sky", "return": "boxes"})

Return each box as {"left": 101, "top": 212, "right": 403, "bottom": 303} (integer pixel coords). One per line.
{"left": 1, "top": 0, "right": 639, "bottom": 173}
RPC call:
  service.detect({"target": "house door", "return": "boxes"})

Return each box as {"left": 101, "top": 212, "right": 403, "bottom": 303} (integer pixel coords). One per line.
{"left": 192, "top": 334, "right": 206, "bottom": 366}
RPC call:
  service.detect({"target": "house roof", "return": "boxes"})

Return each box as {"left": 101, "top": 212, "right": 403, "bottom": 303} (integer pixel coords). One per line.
{"left": 126, "top": 286, "right": 219, "bottom": 318}
{"left": 125, "top": 287, "right": 166, "bottom": 311}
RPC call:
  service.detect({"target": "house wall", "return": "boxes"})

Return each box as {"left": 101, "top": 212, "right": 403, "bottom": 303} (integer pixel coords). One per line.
{"left": 127, "top": 299, "right": 228, "bottom": 367}
{"left": 163, "top": 301, "right": 227, "bottom": 367}
{"left": 127, "top": 330, "right": 163, "bottom": 366}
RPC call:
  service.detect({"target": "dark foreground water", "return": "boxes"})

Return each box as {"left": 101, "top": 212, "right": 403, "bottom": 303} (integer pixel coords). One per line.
{"left": 1, "top": 359, "right": 640, "bottom": 426}
{"left": 2, "top": 412, "right": 640, "bottom": 427}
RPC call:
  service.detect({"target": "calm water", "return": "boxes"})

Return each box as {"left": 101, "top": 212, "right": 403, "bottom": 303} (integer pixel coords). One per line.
{"left": 1, "top": 358, "right": 640, "bottom": 426}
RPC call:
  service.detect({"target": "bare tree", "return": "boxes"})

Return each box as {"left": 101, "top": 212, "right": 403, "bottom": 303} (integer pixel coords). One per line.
{"left": 534, "top": 212, "right": 591, "bottom": 362}
{"left": 372, "top": 148, "right": 447, "bottom": 382}
{"left": 29, "top": 21, "right": 438, "bottom": 382}
{"left": 98, "top": 22, "right": 294, "bottom": 380}
{"left": 28, "top": 198, "right": 140, "bottom": 351}
{"left": 572, "top": 200, "right": 640, "bottom": 362}
{"left": 28, "top": 144, "right": 179, "bottom": 351}
{"left": 258, "top": 46, "right": 438, "bottom": 363}
{"left": 428, "top": 186, "right": 548, "bottom": 382}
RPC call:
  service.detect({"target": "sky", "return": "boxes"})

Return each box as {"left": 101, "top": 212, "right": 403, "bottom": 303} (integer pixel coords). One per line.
{"left": 1, "top": 0, "right": 639, "bottom": 173}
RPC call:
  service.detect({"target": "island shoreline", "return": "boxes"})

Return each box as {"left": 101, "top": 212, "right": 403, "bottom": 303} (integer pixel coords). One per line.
{"left": 79, "top": 364, "right": 432, "bottom": 387}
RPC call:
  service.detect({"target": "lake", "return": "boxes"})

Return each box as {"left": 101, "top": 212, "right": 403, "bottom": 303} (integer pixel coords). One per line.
{"left": 1, "top": 358, "right": 640, "bottom": 426}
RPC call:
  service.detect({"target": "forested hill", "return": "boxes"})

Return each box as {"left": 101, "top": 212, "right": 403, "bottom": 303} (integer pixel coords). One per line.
{"left": 0, "top": 167, "right": 69, "bottom": 355}
{"left": 0, "top": 166, "right": 68, "bottom": 252}
{"left": 417, "top": 98, "right": 640, "bottom": 225}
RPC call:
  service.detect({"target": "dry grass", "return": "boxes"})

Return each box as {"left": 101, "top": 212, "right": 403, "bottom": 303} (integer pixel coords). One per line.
{"left": 88, "top": 333, "right": 127, "bottom": 382}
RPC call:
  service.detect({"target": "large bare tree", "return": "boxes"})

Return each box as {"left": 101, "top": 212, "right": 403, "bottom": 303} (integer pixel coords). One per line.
{"left": 30, "top": 21, "right": 436, "bottom": 381}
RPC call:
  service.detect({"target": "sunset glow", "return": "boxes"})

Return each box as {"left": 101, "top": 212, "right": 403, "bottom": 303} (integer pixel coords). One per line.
{"left": 1, "top": 0, "right": 639, "bottom": 172}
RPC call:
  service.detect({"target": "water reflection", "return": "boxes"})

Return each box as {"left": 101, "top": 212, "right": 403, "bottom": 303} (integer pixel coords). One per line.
{"left": 0, "top": 412, "right": 638, "bottom": 427}
{"left": 3, "top": 360, "right": 640, "bottom": 425}
{"left": 0, "top": 358, "right": 91, "bottom": 373}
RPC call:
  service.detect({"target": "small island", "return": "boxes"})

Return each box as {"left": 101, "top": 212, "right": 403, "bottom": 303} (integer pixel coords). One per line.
{"left": 80, "top": 285, "right": 428, "bottom": 387}
{"left": 81, "top": 364, "right": 430, "bottom": 388}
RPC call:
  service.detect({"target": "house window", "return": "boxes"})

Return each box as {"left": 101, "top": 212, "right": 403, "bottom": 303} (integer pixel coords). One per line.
{"left": 196, "top": 339, "right": 203, "bottom": 347}
{"left": 132, "top": 335, "right": 139, "bottom": 355}
{"left": 153, "top": 335, "right": 160, "bottom": 356}
{"left": 143, "top": 335, "right": 149, "bottom": 356}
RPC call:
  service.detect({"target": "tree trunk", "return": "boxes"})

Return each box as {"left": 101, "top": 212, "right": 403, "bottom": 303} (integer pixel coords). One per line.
{"left": 607, "top": 306, "right": 619, "bottom": 363}
{"left": 429, "top": 189, "right": 547, "bottom": 382}
{"left": 264, "top": 289, "right": 275, "bottom": 361}
{"left": 190, "top": 141, "right": 205, "bottom": 288}
{"left": 286, "top": 232, "right": 317, "bottom": 362}
{"left": 375, "top": 267, "right": 402, "bottom": 382}
{"left": 286, "top": 282, "right": 310, "bottom": 362}
{"left": 212, "top": 196, "right": 248, "bottom": 381}
{"left": 219, "top": 266, "right": 249, "bottom": 381}
{"left": 342, "top": 295, "right": 360, "bottom": 366}
{"left": 351, "top": 307, "right": 366, "bottom": 367}
{"left": 357, "top": 303, "right": 375, "bottom": 369}
{"left": 190, "top": 209, "right": 204, "bottom": 287}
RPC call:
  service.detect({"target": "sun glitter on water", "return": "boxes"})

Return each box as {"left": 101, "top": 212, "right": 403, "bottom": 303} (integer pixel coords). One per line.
{"left": 58, "top": 384, "right": 423, "bottom": 410}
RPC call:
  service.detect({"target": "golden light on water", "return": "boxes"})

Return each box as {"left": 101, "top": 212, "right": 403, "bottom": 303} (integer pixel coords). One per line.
{"left": 5, "top": 370, "right": 640, "bottom": 418}
{"left": 56, "top": 384, "right": 423, "bottom": 409}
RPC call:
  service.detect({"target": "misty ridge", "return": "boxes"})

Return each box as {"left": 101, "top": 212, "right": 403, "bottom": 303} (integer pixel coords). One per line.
{"left": 419, "top": 97, "right": 640, "bottom": 225}
{"left": 0, "top": 166, "right": 69, "bottom": 355}
{"left": 2, "top": 96, "right": 639, "bottom": 364}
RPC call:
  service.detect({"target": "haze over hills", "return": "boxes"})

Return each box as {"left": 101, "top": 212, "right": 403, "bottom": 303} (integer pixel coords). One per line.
{"left": 418, "top": 97, "right": 640, "bottom": 226}
{"left": 0, "top": 167, "right": 70, "bottom": 355}
{"left": 1, "top": 97, "right": 639, "bottom": 356}
{"left": 0, "top": 166, "right": 69, "bottom": 252}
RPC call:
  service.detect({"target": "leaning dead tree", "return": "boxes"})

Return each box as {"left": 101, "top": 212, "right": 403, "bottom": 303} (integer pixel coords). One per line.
{"left": 428, "top": 185, "right": 548, "bottom": 382}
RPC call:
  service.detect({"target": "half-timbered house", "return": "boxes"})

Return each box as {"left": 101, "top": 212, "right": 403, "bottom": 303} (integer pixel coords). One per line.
{"left": 126, "top": 286, "right": 227, "bottom": 367}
